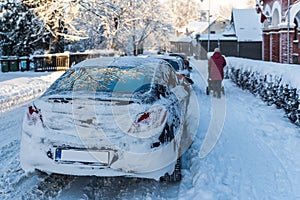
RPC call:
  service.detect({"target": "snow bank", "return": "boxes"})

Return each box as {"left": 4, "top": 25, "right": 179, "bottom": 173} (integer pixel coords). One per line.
{"left": 227, "top": 57, "right": 300, "bottom": 90}
{"left": 0, "top": 71, "right": 64, "bottom": 112}
{"left": 226, "top": 57, "right": 300, "bottom": 126}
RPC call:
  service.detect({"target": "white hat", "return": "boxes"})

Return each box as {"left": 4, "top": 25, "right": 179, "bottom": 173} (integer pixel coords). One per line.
{"left": 214, "top": 48, "right": 220, "bottom": 53}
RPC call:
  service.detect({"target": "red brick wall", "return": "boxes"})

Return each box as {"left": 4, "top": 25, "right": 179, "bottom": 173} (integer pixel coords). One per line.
{"left": 282, "top": 0, "right": 297, "bottom": 13}
{"left": 263, "top": 0, "right": 296, "bottom": 14}
{"left": 262, "top": 0, "right": 299, "bottom": 63}
{"left": 263, "top": 30, "right": 270, "bottom": 61}
{"left": 294, "top": 34, "right": 300, "bottom": 63}
{"left": 270, "top": 30, "right": 280, "bottom": 62}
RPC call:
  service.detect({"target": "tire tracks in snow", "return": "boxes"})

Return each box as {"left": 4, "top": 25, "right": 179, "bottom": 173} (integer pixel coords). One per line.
{"left": 0, "top": 140, "right": 76, "bottom": 200}
{"left": 22, "top": 173, "right": 76, "bottom": 200}
{"left": 0, "top": 141, "right": 32, "bottom": 200}
{"left": 81, "top": 176, "right": 179, "bottom": 200}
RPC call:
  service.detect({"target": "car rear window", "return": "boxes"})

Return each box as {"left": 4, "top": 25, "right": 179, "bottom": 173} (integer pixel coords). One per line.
{"left": 43, "top": 66, "right": 153, "bottom": 96}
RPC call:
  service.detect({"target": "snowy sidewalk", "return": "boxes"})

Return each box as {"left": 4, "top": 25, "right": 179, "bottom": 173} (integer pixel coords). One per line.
{"left": 179, "top": 59, "right": 300, "bottom": 200}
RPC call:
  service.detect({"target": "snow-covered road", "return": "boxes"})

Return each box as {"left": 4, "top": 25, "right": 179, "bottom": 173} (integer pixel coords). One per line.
{"left": 0, "top": 59, "right": 299, "bottom": 200}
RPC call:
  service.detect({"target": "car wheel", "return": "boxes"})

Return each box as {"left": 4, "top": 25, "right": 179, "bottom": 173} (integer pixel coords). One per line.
{"left": 158, "top": 123, "right": 175, "bottom": 143}
{"left": 160, "top": 157, "right": 182, "bottom": 182}
{"left": 158, "top": 122, "right": 182, "bottom": 182}
{"left": 206, "top": 87, "right": 210, "bottom": 95}
{"left": 221, "top": 86, "right": 225, "bottom": 95}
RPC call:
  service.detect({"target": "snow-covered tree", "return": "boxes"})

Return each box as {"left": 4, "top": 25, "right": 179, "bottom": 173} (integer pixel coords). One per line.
{"left": 162, "top": 0, "right": 202, "bottom": 29}
{"left": 20, "top": 0, "right": 172, "bottom": 54}
{"left": 22, "top": 0, "right": 89, "bottom": 53}
{"left": 219, "top": 0, "right": 256, "bottom": 18}
{"left": 114, "top": 0, "right": 172, "bottom": 55}
{"left": 74, "top": 0, "right": 172, "bottom": 55}
{"left": 0, "top": 1, "right": 48, "bottom": 56}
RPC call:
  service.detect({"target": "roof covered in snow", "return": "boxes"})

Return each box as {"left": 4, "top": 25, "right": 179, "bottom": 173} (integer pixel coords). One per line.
{"left": 222, "top": 23, "right": 235, "bottom": 37}
{"left": 177, "top": 21, "right": 210, "bottom": 35}
{"left": 169, "top": 35, "right": 193, "bottom": 43}
{"left": 232, "top": 9, "right": 263, "bottom": 42}
{"left": 171, "top": 9, "right": 262, "bottom": 43}
{"left": 198, "top": 34, "right": 237, "bottom": 41}
{"left": 180, "top": 16, "right": 229, "bottom": 34}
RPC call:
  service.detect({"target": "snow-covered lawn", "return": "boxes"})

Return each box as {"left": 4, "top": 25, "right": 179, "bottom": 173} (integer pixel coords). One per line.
{"left": 0, "top": 58, "right": 299, "bottom": 199}
{"left": 0, "top": 71, "right": 64, "bottom": 113}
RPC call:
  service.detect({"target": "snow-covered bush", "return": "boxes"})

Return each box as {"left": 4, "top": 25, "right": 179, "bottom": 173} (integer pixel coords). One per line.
{"left": 226, "top": 57, "right": 300, "bottom": 126}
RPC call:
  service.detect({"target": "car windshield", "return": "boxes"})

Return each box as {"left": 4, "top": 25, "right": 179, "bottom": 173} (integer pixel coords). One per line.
{"left": 43, "top": 66, "right": 153, "bottom": 96}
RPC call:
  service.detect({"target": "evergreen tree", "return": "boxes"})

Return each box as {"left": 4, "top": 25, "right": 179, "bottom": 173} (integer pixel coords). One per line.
{"left": 0, "top": 2, "right": 48, "bottom": 56}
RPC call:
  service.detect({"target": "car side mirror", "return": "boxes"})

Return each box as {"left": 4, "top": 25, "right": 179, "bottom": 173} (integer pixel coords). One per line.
{"left": 184, "top": 77, "right": 194, "bottom": 85}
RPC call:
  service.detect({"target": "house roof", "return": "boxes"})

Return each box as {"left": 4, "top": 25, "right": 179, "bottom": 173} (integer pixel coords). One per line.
{"left": 172, "top": 9, "right": 262, "bottom": 43}
{"left": 198, "top": 34, "right": 237, "bottom": 41}
{"left": 169, "top": 35, "right": 193, "bottom": 43}
{"left": 177, "top": 21, "right": 209, "bottom": 35}
{"left": 222, "top": 23, "right": 235, "bottom": 36}
{"left": 232, "top": 8, "right": 263, "bottom": 42}
{"left": 177, "top": 15, "right": 229, "bottom": 35}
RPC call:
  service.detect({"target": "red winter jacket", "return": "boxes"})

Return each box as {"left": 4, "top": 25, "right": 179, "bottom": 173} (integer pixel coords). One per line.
{"left": 208, "top": 52, "right": 227, "bottom": 80}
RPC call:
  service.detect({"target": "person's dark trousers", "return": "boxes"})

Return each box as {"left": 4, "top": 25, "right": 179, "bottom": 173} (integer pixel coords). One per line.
{"left": 211, "top": 80, "right": 222, "bottom": 98}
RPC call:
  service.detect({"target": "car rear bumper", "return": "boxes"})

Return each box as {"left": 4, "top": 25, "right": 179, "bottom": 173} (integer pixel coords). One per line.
{"left": 20, "top": 131, "right": 179, "bottom": 180}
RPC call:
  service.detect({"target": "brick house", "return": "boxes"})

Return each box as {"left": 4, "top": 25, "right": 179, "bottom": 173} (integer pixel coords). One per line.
{"left": 260, "top": 0, "right": 300, "bottom": 64}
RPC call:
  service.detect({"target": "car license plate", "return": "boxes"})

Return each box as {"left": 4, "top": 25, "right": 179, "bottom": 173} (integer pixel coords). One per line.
{"left": 55, "top": 149, "right": 110, "bottom": 164}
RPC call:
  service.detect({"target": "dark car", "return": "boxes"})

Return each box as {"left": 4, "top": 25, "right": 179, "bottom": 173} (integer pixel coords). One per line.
{"left": 168, "top": 53, "right": 192, "bottom": 71}
{"left": 147, "top": 55, "right": 193, "bottom": 84}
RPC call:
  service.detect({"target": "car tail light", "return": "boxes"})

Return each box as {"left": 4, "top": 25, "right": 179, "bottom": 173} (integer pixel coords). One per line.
{"left": 178, "top": 74, "right": 186, "bottom": 79}
{"left": 184, "top": 60, "right": 189, "bottom": 65}
{"left": 26, "top": 104, "right": 45, "bottom": 126}
{"left": 137, "top": 112, "right": 150, "bottom": 123}
{"left": 128, "top": 105, "right": 167, "bottom": 138}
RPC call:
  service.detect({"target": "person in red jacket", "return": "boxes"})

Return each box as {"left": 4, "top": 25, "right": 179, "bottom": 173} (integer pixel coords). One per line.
{"left": 208, "top": 48, "right": 227, "bottom": 98}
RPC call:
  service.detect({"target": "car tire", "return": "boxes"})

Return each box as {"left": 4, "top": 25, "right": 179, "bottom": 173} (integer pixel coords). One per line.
{"left": 221, "top": 86, "right": 225, "bottom": 95}
{"left": 206, "top": 87, "right": 210, "bottom": 95}
{"left": 158, "top": 104, "right": 181, "bottom": 182}
{"left": 160, "top": 157, "right": 182, "bottom": 182}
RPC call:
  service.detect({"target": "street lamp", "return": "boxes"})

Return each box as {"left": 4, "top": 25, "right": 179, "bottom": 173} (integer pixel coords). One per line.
{"left": 200, "top": 0, "right": 211, "bottom": 53}
{"left": 287, "top": 0, "right": 290, "bottom": 63}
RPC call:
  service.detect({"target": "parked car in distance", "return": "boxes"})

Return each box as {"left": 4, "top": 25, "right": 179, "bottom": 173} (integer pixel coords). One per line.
{"left": 145, "top": 55, "right": 193, "bottom": 84}
{"left": 20, "top": 56, "right": 197, "bottom": 182}
{"left": 167, "top": 53, "right": 192, "bottom": 71}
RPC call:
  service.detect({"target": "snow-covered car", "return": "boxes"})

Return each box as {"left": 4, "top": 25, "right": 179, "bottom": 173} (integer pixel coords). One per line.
{"left": 146, "top": 55, "right": 193, "bottom": 84}
{"left": 20, "top": 56, "right": 198, "bottom": 182}
{"left": 168, "top": 52, "right": 192, "bottom": 71}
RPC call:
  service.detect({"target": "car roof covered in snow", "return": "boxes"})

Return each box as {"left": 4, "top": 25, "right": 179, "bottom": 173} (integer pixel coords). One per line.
{"left": 73, "top": 56, "right": 164, "bottom": 69}
{"left": 73, "top": 57, "right": 116, "bottom": 68}
{"left": 110, "top": 56, "right": 165, "bottom": 67}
